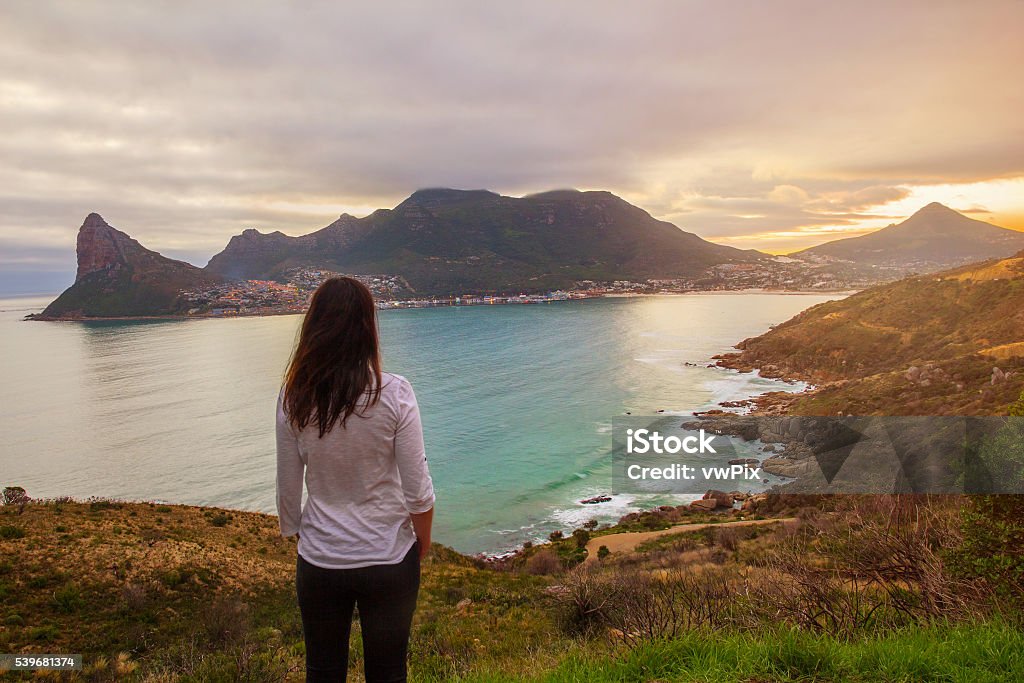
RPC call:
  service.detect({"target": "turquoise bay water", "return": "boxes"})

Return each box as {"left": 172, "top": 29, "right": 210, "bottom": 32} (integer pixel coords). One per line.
{"left": 0, "top": 293, "right": 840, "bottom": 554}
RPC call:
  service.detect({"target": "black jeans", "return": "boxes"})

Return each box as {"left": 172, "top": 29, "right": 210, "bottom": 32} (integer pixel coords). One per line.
{"left": 296, "top": 542, "right": 420, "bottom": 682}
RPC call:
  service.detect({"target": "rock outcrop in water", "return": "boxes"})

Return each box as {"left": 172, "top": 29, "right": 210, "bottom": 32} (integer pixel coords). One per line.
{"left": 38, "top": 213, "right": 222, "bottom": 319}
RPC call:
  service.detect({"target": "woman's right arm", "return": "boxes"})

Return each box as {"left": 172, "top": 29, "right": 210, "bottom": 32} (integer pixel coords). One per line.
{"left": 394, "top": 379, "right": 435, "bottom": 559}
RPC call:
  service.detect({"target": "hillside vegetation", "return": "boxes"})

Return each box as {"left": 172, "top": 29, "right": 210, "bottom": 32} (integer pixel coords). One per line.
{"left": 2, "top": 491, "right": 1022, "bottom": 681}
{"left": 718, "top": 252, "right": 1024, "bottom": 415}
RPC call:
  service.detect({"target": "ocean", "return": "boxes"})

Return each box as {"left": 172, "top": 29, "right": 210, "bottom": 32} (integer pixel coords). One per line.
{"left": 0, "top": 292, "right": 841, "bottom": 554}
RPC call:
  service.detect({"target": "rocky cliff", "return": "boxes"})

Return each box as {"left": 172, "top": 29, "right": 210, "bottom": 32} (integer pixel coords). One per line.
{"left": 39, "top": 214, "right": 222, "bottom": 318}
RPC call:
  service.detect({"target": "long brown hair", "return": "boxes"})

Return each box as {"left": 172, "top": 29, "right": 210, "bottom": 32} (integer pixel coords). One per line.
{"left": 283, "top": 276, "right": 383, "bottom": 436}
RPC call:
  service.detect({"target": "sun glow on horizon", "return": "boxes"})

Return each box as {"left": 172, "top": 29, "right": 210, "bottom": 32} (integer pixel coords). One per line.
{"left": 708, "top": 177, "right": 1024, "bottom": 254}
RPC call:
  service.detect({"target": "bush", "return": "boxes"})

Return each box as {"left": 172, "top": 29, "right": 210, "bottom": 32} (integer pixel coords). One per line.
{"left": 947, "top": 495, "right": 1024, "bottom": 599}
{"left": 121, "top": 583, "right": 149, "bottom": 612}
{"left": 747, "top": 495, "right": 981, "bottom": 636}
{"left": 555, "top": 566, "right": 622, "bottom": 636}
{"left": 597, "top": 545, "right": 610, "bottom": 560}
{"left": 572, "top": 529, "right": 590, "bottom": 549}
{"left": 715, "top": 526, "right": 740, "bottom": 551}
{"left": 29, "top": 625, "right": 59, "bottom": 642}
{"left": 548, "top": 530, "right": 563, "bottom": 542}
{"left": 964, "top": 419, "right": 1024, "bottom": 493}
{"left": 524, "top": 549, "right": 561, "bottom": 575}
{"left": 160, "top": 568, "right": 188, "bottom": 588}
{"left": 1009, "top": 389, "right": 1024, "bottom": 416}
{"left": 555, "top": 564, "right": 741, "bottom": 643}
{"left": 53, "top": 582, "right": 84, "bottom": 613}
{"left": 0, "top": 525, "right": 25, "bottom": 539}
{"left": 210, "top": 513, "right": 230, "bottom": 527}
{"left": 203, "top": 595, "right": 251, "bottom": 646}
{"left": 1, "top": 486, "right": 29, "bottom": 511}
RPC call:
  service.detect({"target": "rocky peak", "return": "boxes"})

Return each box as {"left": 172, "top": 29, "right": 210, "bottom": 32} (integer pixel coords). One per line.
{"left": 75, "top": 213, "right": 143, "bottom": 281}
{"left": 82, "top": 212, "right": 109, "bottom": 229}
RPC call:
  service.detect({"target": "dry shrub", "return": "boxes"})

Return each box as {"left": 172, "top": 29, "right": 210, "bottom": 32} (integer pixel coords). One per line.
{"left": 611, "top": 566, "right": 739, "bottom": 644}
{"left": 555, "top": 565, "right": 623, "bottom": 636}
{"left": 121, "top": 582, "right": 149, "bottom": 611}
{"left": 555, "top": 563, "right": 742, "bottom": 642}
{"left": 715, "top": 526, "right": 741, "bottom": 552}
{"left": 747, "top": 495, "right": 983, "bottom": 636}
{"left": 1, "top": 486, "right": 30, "bottom": 514}
{"left": 826, "top": 495, "right": 979, "bottom": 618}
{"left": 557, "top": 496, "right": 989, "bottom": 647}
{"left": 524, "top": 549, "right": 561, "bottom": 575}
{"left": 714, "top": 525, "right": 763, "bottom": 552}
{"left": 745, "top": 541, "right": 898, "bottom": 635}
{"left": 202, "top": 595, "right": 251, "bottom": 646}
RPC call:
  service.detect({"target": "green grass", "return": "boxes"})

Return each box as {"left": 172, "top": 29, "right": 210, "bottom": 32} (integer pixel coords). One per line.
{"left": 459, "top": 622, "right": 1024, "bottom": 683}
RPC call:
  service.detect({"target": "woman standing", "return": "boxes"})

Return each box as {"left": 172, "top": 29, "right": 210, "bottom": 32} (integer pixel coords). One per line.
{"left": 276, "top": 276, "right": 435, "bottom": 682}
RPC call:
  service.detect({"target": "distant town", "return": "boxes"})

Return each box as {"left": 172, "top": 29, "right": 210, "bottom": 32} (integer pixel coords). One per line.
{"left": 177, "top": 257, "right": 889, "bottom": 318}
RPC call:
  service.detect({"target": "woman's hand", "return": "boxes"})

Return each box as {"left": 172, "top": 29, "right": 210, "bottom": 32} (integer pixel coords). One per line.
{"left": 410, "top": 508, "right": 433, "bottom": 561}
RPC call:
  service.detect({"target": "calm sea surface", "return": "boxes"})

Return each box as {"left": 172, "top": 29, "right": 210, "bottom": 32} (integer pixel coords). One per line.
{"left": 0, "top": 293, "right": 841, "bottom": 554}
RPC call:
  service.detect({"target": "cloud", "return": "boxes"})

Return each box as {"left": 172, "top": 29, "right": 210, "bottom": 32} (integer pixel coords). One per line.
{"left": 0, "top": 0, "right": 1022, "bottom": 279}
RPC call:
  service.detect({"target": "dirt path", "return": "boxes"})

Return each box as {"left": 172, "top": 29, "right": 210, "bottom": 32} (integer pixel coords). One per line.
{"left": 584, "top": 517, "right": 796, "bottom": 563}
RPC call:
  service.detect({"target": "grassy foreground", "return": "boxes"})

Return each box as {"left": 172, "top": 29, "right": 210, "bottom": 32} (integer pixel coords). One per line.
{"left": 1, "top": 496, "right": 1021, "bottom": 681}
{"left": 528, "top": 623, "right": 1024, "bottom": 683}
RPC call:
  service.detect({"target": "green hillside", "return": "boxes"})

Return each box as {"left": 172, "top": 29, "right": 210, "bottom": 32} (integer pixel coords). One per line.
{"left": 206, "top": 189, "right": 764, "bottom": 294}
{"left": 718, "top": 254, "right": 1024, "bottom": 415}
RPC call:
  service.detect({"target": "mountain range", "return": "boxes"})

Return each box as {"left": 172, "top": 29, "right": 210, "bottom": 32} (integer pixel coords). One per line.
{"left": 39, "top": 189, "right": 766, "bottom": 317}
{"left": 34, "top": 190, "right": 1024, "bottom": 318}
{"left": 205, "top": 188, "right": 762, "bottom": 292}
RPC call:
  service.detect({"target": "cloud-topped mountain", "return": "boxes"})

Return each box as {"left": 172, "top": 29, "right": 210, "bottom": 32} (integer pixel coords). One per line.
{"left": 206, "top": 188, "right": 764, "bottom": 293}
{"left": 791, "top": 202, "right": 1024, "bottom": 271}
{"left": 39, "top": 213, "right": 222, "bottom": 318}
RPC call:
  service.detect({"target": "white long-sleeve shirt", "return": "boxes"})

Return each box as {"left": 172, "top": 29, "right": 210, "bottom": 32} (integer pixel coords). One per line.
{"left": 275, "top": 372, "right": 435, "bottom": 569}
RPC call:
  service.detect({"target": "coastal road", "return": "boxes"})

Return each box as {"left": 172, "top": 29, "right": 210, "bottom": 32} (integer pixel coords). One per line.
{"left": 584, "top": 517, "right": 796, "bottom": 563}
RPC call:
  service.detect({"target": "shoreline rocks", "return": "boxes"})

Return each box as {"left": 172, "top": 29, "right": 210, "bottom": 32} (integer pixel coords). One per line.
{"left": 580, "top": 494, "right": 612, "bottom": 505}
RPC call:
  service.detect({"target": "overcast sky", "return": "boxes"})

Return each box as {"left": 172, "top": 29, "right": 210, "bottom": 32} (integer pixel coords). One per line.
{"left": 2, "top": 0, "right": 1023, "bottom": 292}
